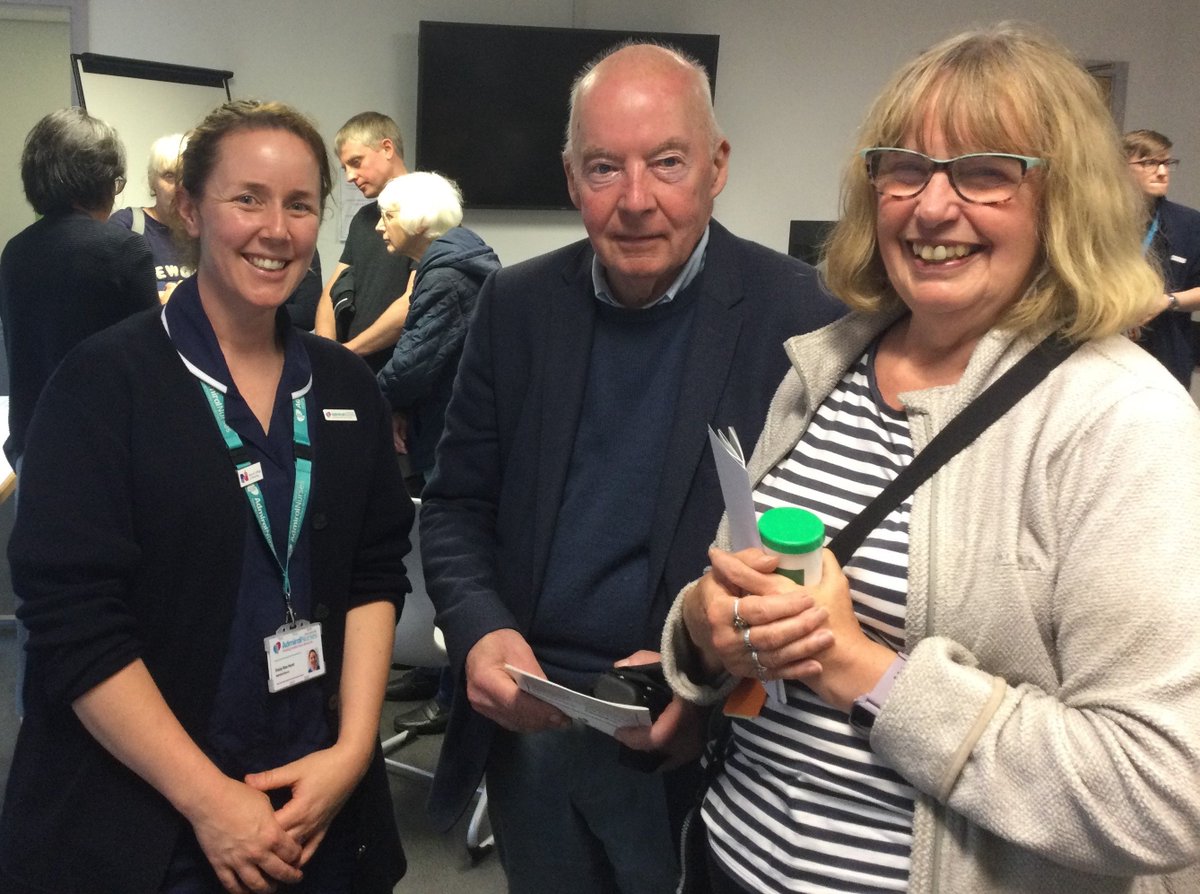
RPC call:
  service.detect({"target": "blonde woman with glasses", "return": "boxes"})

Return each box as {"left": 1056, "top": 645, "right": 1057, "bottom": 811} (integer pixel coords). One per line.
{"left": 657, "top": 24, "right": 1200, "bottom": 894}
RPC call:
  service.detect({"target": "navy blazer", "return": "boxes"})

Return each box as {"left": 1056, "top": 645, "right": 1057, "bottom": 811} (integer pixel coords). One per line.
{"left": 1159, "top": 198, "right": 1200, "bottom": 294}
{"left": 420, "top": 220, "right": 844, "bottom": 829}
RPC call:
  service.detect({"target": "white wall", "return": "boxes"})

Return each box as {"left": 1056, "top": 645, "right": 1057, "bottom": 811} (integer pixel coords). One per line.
{"left": 85, "top": 0, "right": 1200, "bottom": 269}
{"left": 0, "top": 11, "right": 71, "bottom": 251}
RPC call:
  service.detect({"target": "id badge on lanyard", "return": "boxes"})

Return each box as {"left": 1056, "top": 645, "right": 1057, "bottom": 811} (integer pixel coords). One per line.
{"left": 200, "top": 381, "right": 325, "bottom": 693}
{"left": 265, "top": 618, "right": 326, "bottom": 693}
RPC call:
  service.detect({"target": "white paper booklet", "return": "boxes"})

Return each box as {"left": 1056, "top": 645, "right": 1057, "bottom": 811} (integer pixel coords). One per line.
{"left": 504, "top": 664, "right": 650, "bottom": 736}
{"left": 707, "top": 426, "right": 762, "bottom": 552}
{"left": 707, "top": 425, "right": 787, "bottom": 704}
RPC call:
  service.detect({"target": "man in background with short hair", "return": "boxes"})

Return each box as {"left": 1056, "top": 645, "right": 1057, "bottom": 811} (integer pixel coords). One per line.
{"left": 1123, "top": 129, "right": 1200, "bottom": 387}
{"left": 315, "top": 112, "right": 431, "bottom": 704}
{"left": 315, "top": 111, "right": 415, "bottom": 372}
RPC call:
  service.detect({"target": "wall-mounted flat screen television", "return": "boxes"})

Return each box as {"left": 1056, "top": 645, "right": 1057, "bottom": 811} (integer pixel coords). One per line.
{"left": 416, "top": 21, "right": 720, "bottom": 210}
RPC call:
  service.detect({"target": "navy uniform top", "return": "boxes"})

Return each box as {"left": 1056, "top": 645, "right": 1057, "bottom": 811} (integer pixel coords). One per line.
{"left": 160, "top": 280, "right": 351, "bottom": 891}
{"left": 1138, "top": 197, "right": 1200, "bottom": 386}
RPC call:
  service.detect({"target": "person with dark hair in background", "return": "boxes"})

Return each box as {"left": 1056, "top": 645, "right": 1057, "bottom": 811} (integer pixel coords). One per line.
{"left": 1123, "top": 129, "right": 1200, "bottom": 387}
{"left": 314, "top": 111, "right": 415, "bottom": 371}
{"left": 0, "top": 99, "right": 412, "bottom": 894}
{"left": 419, "top": 42, "right": 842, "bottom": 893}
{"left": 0, "top": 107, "right": 157, "bottom": 469}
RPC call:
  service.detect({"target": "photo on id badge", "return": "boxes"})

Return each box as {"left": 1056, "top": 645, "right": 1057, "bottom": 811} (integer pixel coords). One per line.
{"left": 264, "top": 620, "right": 325, "bottom": 692}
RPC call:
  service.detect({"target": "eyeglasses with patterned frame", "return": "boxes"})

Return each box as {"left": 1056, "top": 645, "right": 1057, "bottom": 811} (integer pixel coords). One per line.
{"left": 861, "top": 147, "right": 1044, "bottom": 205}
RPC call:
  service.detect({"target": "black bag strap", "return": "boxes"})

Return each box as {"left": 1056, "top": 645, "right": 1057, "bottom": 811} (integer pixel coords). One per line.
{"left": 827, "top": 332, "right": 1079, "bottom": 566}
{"left": 691, "top": 334, "right": 1077, "bottom": 782}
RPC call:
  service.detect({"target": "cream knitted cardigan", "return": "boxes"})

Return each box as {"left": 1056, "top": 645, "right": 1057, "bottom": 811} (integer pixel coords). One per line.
{"left": 662, "top": 312, "right": 1200, "bottom": 893}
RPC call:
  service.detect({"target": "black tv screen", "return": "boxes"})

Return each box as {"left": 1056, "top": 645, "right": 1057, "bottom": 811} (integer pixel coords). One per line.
{"left": 416, "top": 21, "right": 720, "bottom": 210}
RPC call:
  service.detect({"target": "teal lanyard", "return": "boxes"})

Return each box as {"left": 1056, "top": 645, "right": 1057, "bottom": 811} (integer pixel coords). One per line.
{"left": 1142, "top": 210, "right": 1160, "bottom": 255}
{"left": 200, "top": 381, "right": 313, "bottom": 624}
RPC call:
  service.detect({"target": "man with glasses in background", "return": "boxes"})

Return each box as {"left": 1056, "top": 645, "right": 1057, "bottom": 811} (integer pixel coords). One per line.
{"left": 1123, "top": 129, "right": 1200, "bottom": 387}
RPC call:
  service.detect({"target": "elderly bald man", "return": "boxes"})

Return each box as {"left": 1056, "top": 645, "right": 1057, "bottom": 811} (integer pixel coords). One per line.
{"left": 420, "top": 42, "right": 843, "bottom": 893}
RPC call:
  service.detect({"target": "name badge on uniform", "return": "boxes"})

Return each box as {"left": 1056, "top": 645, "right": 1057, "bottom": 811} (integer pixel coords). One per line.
{"left": 323, "top": 409, "right": 358, "bottom": 422}
{"left": 238, "top": 463, "right": 264, "bottom": 488}
{"left": 1170, "top": 254, "right": 1187, "bottom": 264}
{"left": 264, "top": 619, "right": 325, "bottom": 693}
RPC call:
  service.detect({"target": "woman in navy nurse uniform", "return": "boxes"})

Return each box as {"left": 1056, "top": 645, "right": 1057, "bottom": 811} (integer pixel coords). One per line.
{"left": 0, "top": 100, "right": 412, "bottom": 894}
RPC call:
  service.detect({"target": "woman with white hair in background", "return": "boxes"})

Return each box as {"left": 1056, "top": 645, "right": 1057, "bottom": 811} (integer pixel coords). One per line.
{"left": 374, "top": 171, "right": 501, "bottom": 494}
{"left": 111, "top": 131, "right": 193, "bottom": 301}
{"left": 375, "top": 171, "right": 500, "bottom": 741}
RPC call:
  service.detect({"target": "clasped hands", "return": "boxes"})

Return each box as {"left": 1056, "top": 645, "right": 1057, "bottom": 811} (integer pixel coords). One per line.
{"left": 682, "top": 547, "right": 897, "bottom": 714}
{"left": 191, "top": 744, "right": 366, "bottom": 894}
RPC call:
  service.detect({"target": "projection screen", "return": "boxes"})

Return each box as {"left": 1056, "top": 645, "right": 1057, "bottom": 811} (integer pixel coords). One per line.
{"left": 72, "top": 53, "right": 233, "bottom": 209}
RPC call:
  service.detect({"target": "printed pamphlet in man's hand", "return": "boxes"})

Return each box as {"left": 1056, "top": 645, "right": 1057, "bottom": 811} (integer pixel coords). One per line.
{"left": 504, "top": 664, "right": 651, "bottom": 736}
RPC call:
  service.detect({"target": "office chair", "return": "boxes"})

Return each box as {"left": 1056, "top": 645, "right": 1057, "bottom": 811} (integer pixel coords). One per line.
{"left": 382, "top": 498, "right": 493, "bottom": 861}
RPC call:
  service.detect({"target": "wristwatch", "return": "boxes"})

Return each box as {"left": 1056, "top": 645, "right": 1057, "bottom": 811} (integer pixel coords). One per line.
{"left": 849, "top": 653, "right": 908, "bottom": 737}
{"left": 1166, "top": 292, "right": 1180, "bottom": 311}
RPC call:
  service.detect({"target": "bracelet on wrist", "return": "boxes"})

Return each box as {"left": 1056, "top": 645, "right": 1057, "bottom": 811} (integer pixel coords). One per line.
{"left": 1167, "top": 292, "right": 1180, "bottom": 311}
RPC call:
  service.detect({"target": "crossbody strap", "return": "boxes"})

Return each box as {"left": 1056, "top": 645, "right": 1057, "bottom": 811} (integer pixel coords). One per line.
{"left": 828, "top": 332, "right": 1079, "bottom": 565}
{"left": 688, "top": 333, "right": 1080, "bottom": 846}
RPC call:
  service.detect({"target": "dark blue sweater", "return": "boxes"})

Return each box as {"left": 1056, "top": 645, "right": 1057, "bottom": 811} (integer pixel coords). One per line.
{"left": 530, "top": 280, "right": 700, "bottom": 690}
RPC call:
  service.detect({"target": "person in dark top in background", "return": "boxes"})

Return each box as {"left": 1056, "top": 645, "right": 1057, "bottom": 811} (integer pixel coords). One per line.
{"left": 283, "top": 249, "right": 324, "bottom": 330}
{"left": 1124, "top": 129, "right": 1200, "bottom": 387}
{"left": 419, "top": 42, "right": 843, "bottom": 894}
{"left": 0, "top": 107, "right": 157, "bottom": 468}
{"left": 110, "top": 131, "right": 194, "bottom": 302}
{"left": 314, "top": 112, "right": 415, "bottom": 371}
{"left": 313, "top": 112, "right": 428, "bottom": 705}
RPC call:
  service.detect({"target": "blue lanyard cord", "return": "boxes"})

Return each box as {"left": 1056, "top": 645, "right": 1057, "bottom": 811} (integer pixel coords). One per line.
{"left": 1142, "top": 211, "right": 1160, "bottom": 255}
{"left": 200, "top": 382, "right": 312, "bottom": 624}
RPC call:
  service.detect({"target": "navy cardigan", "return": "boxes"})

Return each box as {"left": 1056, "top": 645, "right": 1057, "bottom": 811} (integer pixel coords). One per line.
{"left": 0, "top": 304, "right": 413, "bottom": 894}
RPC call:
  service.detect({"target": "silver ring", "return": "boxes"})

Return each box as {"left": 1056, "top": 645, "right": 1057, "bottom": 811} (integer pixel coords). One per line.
{"left": 742, "top": 627, "right": 753, "bottom": 651}
{"left": 750, "top": 650, "right": 767, "bottom": 680}
{"left": 732, "top": 597, "right": 748, "bottom": 630}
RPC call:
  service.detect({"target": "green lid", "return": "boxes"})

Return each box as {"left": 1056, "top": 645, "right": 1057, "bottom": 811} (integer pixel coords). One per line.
{"left": 758, "top": 507, "right": 824, "bottom": 555}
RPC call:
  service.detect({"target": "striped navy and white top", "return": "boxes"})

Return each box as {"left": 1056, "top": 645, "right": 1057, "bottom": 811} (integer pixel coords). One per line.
{"left": 704, "top": 346, "right": 917, "bottom": 893}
